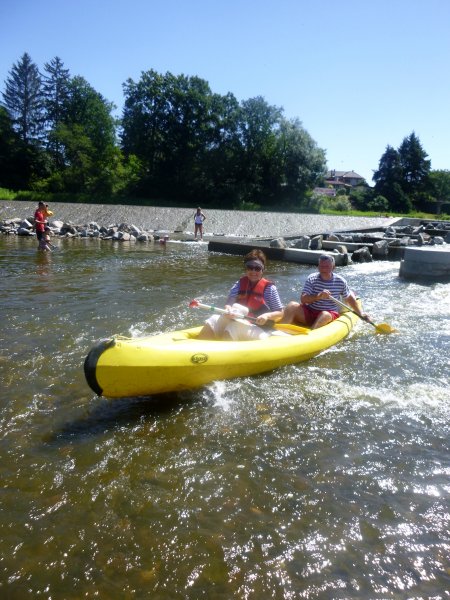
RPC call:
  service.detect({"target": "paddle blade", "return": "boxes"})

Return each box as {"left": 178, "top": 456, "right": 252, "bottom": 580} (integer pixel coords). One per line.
{"left": 374, "top": 323, "right": 398, "bottom": 334}
{"left": 274, "top": 323, "right": 309, "bottom": 335}
{"left": 189, "top": 300, "right": 199, "bottom": 308}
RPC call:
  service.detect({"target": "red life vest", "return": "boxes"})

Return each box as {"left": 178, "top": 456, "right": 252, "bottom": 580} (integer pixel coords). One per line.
{"left": 236, "top": 276, "right": 272, "bottom": 317}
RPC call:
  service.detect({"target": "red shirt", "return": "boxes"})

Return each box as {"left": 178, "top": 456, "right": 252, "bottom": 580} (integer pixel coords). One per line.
{"left": 34, "top": 209, "right": 46, "bottom": 233}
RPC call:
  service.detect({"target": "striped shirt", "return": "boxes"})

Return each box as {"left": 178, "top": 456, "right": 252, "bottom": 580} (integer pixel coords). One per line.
{"left": 302, "top": 273, "right": 350, "bottom": 311}
{"left": 228, "top": 281, "right": 283, "bottom": 311}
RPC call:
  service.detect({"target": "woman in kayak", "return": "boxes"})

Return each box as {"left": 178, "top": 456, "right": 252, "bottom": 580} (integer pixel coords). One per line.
{"left": 197, "top": 249, "right": 284, "bottom": 341}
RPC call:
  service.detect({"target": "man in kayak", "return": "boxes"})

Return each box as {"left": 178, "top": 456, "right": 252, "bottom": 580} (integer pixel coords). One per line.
{"left": 197, "top": 249, "right": 284, "bottom": 340}
{"left": 283, "top": 253, "right": 368, "bottom": 329}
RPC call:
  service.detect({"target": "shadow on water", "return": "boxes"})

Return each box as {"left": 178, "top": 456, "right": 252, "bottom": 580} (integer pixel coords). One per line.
{"left": 44, "top": 391, "right": 201, "bottom": 445}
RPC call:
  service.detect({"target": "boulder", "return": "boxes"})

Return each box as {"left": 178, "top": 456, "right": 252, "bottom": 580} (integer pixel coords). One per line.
{"left": 270, "top": 237, "right": 287, "bottom": 248}
{"left": 309, "top": 235, "right": 323, "bottom": 250}
{"left": 372, "top": 240, "right": 390, "bottom": 258}
{"left": 351, "top": 246, "right": 372, "bottom": 262}
{"left": 17, "top": 227, "right": 34, "bottom": 236}
{"left": 292, "top": 236, "right": 311, "bottom": 249}
{"left": 430, "top": 236, "right": 445, "bottom": 245}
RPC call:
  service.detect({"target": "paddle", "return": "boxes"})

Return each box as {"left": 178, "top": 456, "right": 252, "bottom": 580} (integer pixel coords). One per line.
{"left": 189, "top": 300, "right": 309, "bottom": 335}
{"left": 332, "top": 297, "right": 397, "bottom": 334}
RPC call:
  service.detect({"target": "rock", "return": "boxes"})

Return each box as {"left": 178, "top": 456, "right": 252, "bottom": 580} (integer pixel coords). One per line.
{"left": 270, "top": 237, "right": 287, "bottom": 248}
{"left": 292, "top": 236, "right": 310, "bottom": 249}
{"left": 310, "top": 235, "right": 323, "bottom": 250}
{"left": 417, "top": 233, "right": 425, "bottom": 246}
{"left": 137, "top": 233, "right": 154, "bottom": 242}
{"left": 351, "top": 246, "right": 372, "bottom": 262}
{"left": 61, "top": 223, "right": 78, "bottom": 235}
{"left": 430, "top": 236, "right": 445, "bottom": 245}
{"left": 17, "top": 227, "right": 34, "bottom": 236}
{"left": 372, "top": 240, "right": 390, "bottom": 257}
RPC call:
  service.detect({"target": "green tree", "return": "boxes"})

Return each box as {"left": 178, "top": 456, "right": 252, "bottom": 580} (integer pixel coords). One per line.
{"left": 122, "top": 70, "right": 240, "bottom": 202}
{"left": 429, "top": 170, "right": 450, "bottom": 201}
{"left": 0, "top": 106, "right": 22, "bottom": 188}
{"left": 2, "top": 52, "right": 44, "bottom": 144}
{"left": 429, "top": 169, "right": 450, "bottom": 213}
{"left": 42, "top": 56, "right": 71, "bottom": 167}
{"left": 373, "top": 145, "right": 412, "bottom": 212}
{"left": 236, "top": 96, "right": 281, "bottom": 204}
{"left": 398, "top": 131, "right": 431, "bottom": 202}
{"left": 47, "top": 76, "right": 118, "bottom": 194}
{"left": 276, "top": 117, "right": 326, "bottom": 205}
{"left": 349, "top": 184, "right": 374, "bottom": 211}
{"left": 200, "top": 92, "right": 242, "bottom": 204}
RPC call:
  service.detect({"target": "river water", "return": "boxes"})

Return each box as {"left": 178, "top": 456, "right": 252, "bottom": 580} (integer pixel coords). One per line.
{"left": 1, "top": 234, "right": 449, "bottom": 599}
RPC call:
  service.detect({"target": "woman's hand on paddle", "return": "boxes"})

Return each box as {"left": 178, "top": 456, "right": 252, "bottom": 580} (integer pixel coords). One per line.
{"left": 223, "top": 304, "right": 235, "bottom": 319}
{"left": 255, "top": 313, "right": 274, "bottom": 326}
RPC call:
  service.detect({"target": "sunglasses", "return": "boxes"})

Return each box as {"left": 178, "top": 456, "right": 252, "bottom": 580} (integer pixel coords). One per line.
{"left": 246, "top": 265, "right": 263, "bottom": 272}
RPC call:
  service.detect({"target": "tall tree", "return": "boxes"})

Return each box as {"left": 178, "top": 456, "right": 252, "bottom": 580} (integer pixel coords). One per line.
{"left": 373, "top": 145, "right": 411, "bottom": 212}
{"left": 0, "top": 106, "right": 22, "bottom": 188}
{"left": 1, "top": 52, "right": 44, "bottom": 144}
{"left": 398, "top": 131, "right": 431, "bottom": 198}
{"left": 237, "top": 96, "right": 281, "bottom": 203}
{"left": 275, "top": 117, "right": 326, "bottom": 203}
{"left": 42, "top": 56, "right": 71, "bottom": 127}
{"left": 429, "top": 169, "right": 450, "bottom": 213}
{"left": 49, "top": 76, "right": 118, "bottom": 193}
{"left": 42, "top": 56, "right": 71, "bottom": 167}
{"left": 122, "top": 70, "right": 228, "bottom": 200}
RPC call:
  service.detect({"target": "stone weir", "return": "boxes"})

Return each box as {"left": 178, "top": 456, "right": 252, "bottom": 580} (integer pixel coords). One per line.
{"left": 209, "top": 218, "right": 450, "bottom": 269}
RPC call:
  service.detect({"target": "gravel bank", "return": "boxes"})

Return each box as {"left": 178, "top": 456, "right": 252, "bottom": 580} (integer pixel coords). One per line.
{"left": 0, "top": 200, "right": 399, "bottom": 239}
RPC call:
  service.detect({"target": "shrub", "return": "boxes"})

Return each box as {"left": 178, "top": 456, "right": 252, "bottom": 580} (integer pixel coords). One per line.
{"left": 0, "top": 188, "right": 16, "bottom": 200}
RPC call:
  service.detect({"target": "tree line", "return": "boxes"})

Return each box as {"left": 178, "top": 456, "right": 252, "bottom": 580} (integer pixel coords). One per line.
{"left": 1, "top": 52, "right": 449, "bottom": 212}
{"left": 347, "top": 133, "right": 450, "bottom": 215}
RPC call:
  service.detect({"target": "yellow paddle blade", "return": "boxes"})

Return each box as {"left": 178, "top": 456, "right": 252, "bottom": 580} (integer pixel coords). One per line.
{"left": 274, "top": 323, "right": 309, "bottom": 335}
{"left": 374, "top": 323, "right": 398, "bottom": 334}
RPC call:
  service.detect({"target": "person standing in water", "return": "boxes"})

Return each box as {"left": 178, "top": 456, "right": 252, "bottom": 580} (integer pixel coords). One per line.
{"left": 34, "top": 201, "right": 48, "bottom": 249}
{"left": 194, "top": 207, "right": 206, "bottom": 240}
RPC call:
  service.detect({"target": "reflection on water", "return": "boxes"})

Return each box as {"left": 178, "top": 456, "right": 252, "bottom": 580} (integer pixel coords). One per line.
{"left": 0, "top": 235, "right": 449, "bottom": 598}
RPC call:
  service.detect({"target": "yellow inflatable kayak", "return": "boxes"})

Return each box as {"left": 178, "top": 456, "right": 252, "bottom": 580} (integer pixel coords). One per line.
{"left": 84, "top": 308, "right": 359, "bottom": 398}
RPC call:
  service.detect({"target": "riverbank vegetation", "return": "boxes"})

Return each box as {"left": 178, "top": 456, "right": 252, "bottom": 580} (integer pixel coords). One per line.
{"left": 1, "top": 53, "right": 449, "bottom": 216}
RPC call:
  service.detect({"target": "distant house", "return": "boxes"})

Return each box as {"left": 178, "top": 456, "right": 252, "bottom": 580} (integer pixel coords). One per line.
{"left": 325, "top": 170, "right": 366, "bottom": 189}
{"left": 313, "top": 170, "right": 366, "bottom": 197}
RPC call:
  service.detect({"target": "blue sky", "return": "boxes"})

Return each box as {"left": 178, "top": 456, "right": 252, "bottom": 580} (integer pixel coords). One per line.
{"left": 1, "top": 0, "right": 449, "bottom": 184}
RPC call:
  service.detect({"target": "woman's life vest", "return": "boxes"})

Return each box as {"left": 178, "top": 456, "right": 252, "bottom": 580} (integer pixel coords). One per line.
{"left": 236, "top": 276, "right": 272, "bottom": 317}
